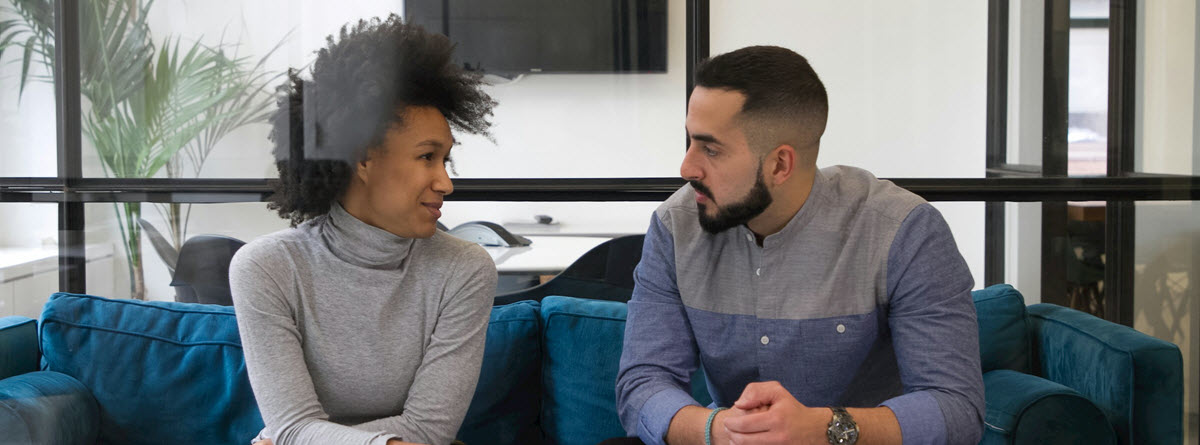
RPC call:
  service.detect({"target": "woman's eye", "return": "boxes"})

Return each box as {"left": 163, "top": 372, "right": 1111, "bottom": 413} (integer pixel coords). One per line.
{"left": 419, "top": 153, "right": 434, "bottom": 161}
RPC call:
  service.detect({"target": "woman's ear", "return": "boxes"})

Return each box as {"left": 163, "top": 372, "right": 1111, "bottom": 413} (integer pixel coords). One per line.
{"left": 355, "top": 154, "right": 374, "bottom": 184}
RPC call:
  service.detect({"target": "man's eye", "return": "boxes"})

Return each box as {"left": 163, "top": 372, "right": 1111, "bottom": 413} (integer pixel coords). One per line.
{"left": 704, "top": 147, "right": 718, "bottom": 156}
{"left": 419, "top": 153, "right": 434, "bottom": 161}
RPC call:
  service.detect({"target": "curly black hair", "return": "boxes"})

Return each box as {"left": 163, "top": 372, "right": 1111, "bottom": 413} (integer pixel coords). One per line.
{"left": 268, "top": 14, "right": 495, "bottom": 226}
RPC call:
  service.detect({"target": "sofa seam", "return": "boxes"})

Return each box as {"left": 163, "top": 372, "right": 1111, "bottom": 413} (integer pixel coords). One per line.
{"left": 50, "top": 293, "right": 237, "bottom": 317}
{"left": 543, "top": 312, "right": 626, "bottom": 324}
{"left": 40, "top": 318, "right": 243, "bottom": 349}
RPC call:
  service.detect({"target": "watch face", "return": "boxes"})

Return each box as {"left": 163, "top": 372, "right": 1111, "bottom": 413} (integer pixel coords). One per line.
{"left": 827, "top": 410, "right": 859, "bottom": 445}
{"left": 827, "top": 427, "right": 859, "bottom": 444}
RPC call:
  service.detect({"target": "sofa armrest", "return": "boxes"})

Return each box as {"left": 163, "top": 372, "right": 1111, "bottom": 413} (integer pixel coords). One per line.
{"left": 0, "top": 370, "right": 99, "bottom": 444}
{"left": 981, "top": 369, "right": 1114, "bottom": 444}
{"left": 1027, "top": 303, "right": 1183, "bottom": 445}
{"left": 0, "top": 316, "right": 39, "bottom": 380}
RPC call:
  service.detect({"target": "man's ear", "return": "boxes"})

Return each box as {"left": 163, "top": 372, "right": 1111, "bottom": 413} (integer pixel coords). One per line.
{"left": 766, "top": 144, "right": 795, "bottom": 185}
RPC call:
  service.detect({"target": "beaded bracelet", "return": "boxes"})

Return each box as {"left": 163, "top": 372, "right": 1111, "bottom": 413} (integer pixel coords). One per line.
{"left": 705, "top": 407, "right": 729, "bottom": 445}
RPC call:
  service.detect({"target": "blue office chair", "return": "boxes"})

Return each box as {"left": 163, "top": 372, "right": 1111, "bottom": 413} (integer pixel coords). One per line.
{"left": 494, "top": 234, "right": 645, "bottom": 305}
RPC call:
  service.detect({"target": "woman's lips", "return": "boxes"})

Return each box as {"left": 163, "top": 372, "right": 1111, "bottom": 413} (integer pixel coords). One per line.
{"left": 423, "top": 203, "right": 442, "bottom": 218}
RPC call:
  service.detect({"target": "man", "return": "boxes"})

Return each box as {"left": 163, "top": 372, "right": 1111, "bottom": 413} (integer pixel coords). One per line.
{"left": 614, "top": 46, "right": 984, "bottom": 445}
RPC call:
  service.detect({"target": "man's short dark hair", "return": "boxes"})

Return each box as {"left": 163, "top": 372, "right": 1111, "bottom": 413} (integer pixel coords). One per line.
{"left": 268, "top": 14, "right": 495, "bottom": 226}
{"left": 694, "top": 45, "right": 828, "bottom": 154}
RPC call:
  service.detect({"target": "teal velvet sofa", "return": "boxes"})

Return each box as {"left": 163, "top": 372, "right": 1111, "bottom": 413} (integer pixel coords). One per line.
{"left": 0, "top": 284, "right": 1183, "bottom": 445}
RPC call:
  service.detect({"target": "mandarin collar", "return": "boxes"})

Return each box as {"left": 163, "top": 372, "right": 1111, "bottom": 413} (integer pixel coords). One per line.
{"left": 751, "top": 169, "right": 826, "bottom": 249}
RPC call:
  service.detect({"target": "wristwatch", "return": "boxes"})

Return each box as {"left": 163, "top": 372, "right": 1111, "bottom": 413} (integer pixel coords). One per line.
{"left": 826, "top": 407, "right": 859, "bottom": 445}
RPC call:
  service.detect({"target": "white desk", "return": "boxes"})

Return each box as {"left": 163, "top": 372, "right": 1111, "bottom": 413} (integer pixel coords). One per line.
{"left": 485, "top": 236, "right": 612, "bottom": 274}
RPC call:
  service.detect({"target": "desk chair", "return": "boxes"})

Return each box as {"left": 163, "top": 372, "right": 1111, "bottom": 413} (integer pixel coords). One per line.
{"left": 494, "top": 234, "right": 645, "bottom": 305}
{"left": 170, "top": 235, "right": 245, "bottom": 306}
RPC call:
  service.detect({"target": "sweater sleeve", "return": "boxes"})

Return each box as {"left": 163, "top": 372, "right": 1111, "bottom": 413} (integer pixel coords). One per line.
{"left": 352, "top": 244, "right": 497, "bottom": 445}
{"left": 229, "top": 242, "right": 398, "bottom": 445}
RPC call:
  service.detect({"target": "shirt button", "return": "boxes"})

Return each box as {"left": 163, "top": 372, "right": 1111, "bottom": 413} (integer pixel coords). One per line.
{"left": 755, "top": 268, "right": 762, "bottom": 276}
{"left": 836, "top": 324, "right": 846, "bottom": 333}
{"left": 760, "top": 335, "right": 770, "bottom": 345}
{"left": 746, "top": 233, "right": 754, "bottom": 242}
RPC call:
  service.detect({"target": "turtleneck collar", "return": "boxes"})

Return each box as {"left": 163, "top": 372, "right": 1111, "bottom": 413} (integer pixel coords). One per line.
{"left": 319, "top": 202, "right": 415, "bottom": 270}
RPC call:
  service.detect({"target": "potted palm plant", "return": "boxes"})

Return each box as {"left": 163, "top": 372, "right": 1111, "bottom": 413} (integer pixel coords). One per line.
{"left": 1, "top": 0, "right": 281, "bottom": 299}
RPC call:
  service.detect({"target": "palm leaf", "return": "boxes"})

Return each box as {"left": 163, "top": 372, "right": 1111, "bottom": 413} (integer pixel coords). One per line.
{"left": 17, "top": 35, "right": 34, "bottom": 97}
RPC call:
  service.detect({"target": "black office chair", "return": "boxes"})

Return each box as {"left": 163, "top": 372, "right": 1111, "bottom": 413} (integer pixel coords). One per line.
{"left": 170, "top": 235, "right": 246, "bottom": 306}
{"left": 494, "top": 234, "right": 645, "bottom": 306}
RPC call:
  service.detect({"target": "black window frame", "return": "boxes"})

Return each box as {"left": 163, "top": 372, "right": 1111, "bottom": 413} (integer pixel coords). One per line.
{"left": 2, "top": 0, "right": 1198, "bottom": 326}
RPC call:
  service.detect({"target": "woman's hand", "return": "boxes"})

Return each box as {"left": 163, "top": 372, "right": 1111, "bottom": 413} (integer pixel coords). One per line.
{"left": 252, "top": 440, "right": 272, "bottom": 445}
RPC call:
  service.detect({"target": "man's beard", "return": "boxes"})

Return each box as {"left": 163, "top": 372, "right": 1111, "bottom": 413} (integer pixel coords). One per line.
{"left": 690, "top": 166, "right": 773, "bottom": 234}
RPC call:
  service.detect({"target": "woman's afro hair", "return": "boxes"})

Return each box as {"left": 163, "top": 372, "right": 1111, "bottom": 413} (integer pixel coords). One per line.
{"left": 267, "top": 14, "right": 495, "bottom": 226}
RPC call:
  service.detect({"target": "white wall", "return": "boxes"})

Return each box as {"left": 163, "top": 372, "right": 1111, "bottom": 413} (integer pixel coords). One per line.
{"left": 1005, "top": 0, "right": 1044, "bottom": 302}
{"left": 1135, "top": 0, "right": 1200, "bottom": 425}
{"left": 0, "top": 6, "right": 59, "bottom": 249}
{"left": 9, "top": 1, "right": 998, "bottom": 299}
{"left": 709, "top": 0, "right": 990, "bottom": 288}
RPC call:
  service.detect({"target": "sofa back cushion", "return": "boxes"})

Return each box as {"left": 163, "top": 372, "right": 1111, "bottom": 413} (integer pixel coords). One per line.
{"left": 457, "top": 300, "right": 543, "bottom": 445}
{"left": 972, "top": 284, "right": 1032, "bottom": 374}
{"left": 540, "top": 296, "right": 712, "bottom": 445}
{"left": 39, "top": 293, "right": 263, "bottom": 445}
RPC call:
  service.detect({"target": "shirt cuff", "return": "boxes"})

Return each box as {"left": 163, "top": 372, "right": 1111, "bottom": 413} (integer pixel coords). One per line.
{"left": 637, "top": 388, "right": 701, "bottom": 445}
{"left": 879, "top": 391, "right": 947, "bottom": 445}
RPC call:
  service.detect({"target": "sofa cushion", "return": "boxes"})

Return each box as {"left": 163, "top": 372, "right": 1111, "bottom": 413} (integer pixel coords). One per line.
{"left": 0, "top": 316, "right": 39, "bottom": 380}
{"left": 0, "top": 370, "right": 99, "bottom": 445}
{"left": 980, "top": 369, "right": 1115, "bottom": 445}
{"left": 540, "top": 296, "right": 712, "bottom": 445}
{"left": 972, "top": 284, "right": 1032, "bottom": 373}
{"left": 540, "top": 296, "right": 628, "bottom": 445}
{"left": 458, "top": 300, "right": 543, "bottom": 445}
{"left": 39, "top": 293, "right": 263, "bottom": 445}
{"left": 1028, "top": 303, "right": 1183, "bottom": 445}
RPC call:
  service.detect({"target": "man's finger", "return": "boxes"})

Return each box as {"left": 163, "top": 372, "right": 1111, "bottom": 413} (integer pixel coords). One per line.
{"left": 734, "top": 381, "right": 786, "bottom": 409}
{"left": 721, "top": 409, "right": 776, "bottom": 434}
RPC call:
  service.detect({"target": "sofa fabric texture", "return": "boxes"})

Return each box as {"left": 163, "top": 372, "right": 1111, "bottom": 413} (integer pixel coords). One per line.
{"left": 0, "top": 285, "right": 1182, "bottom": 445}
{"left": 0, "top": 316, "right": 39, "bottom": 381}
{"left": 979, "top": 369, "right": 1114, "bottom": 445}
{"left": 0, "top": 370, "right": 98, "bottom": 444}
{"left": 38, "top": 292, "right": 263, "bottom": 445}
{"left": 971, "top": 284, "right": 1032, "bottom": 374}
{"left": 1028, "top": 303, "right": 1184, "bottom": 445}
{"left": 457, "top": 299, "right": 543, "bottom": 445}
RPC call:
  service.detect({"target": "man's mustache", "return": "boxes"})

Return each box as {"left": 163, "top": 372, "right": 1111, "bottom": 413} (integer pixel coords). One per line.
{"left": 689, "top": 180, "right": 713, "bottom": 201}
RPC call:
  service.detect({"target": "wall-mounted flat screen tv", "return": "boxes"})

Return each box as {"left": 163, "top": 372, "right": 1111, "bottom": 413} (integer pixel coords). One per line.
{"left": 404, "top": 0, "right": 667, "bottom": 76}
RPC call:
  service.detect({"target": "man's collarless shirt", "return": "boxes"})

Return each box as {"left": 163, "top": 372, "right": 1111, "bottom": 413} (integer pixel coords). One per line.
{"left": 615, "top": 165, "right": 985, "bottom": 445}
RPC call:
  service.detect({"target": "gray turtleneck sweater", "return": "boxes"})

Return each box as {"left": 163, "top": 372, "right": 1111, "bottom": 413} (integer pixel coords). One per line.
{"left": 230, "top": 203, "right": 497, "bottom": 445}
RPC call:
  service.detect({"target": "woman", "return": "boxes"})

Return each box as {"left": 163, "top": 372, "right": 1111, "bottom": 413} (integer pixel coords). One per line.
{"left": 230, "top": 15, "right": 497, "bottom": 445}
